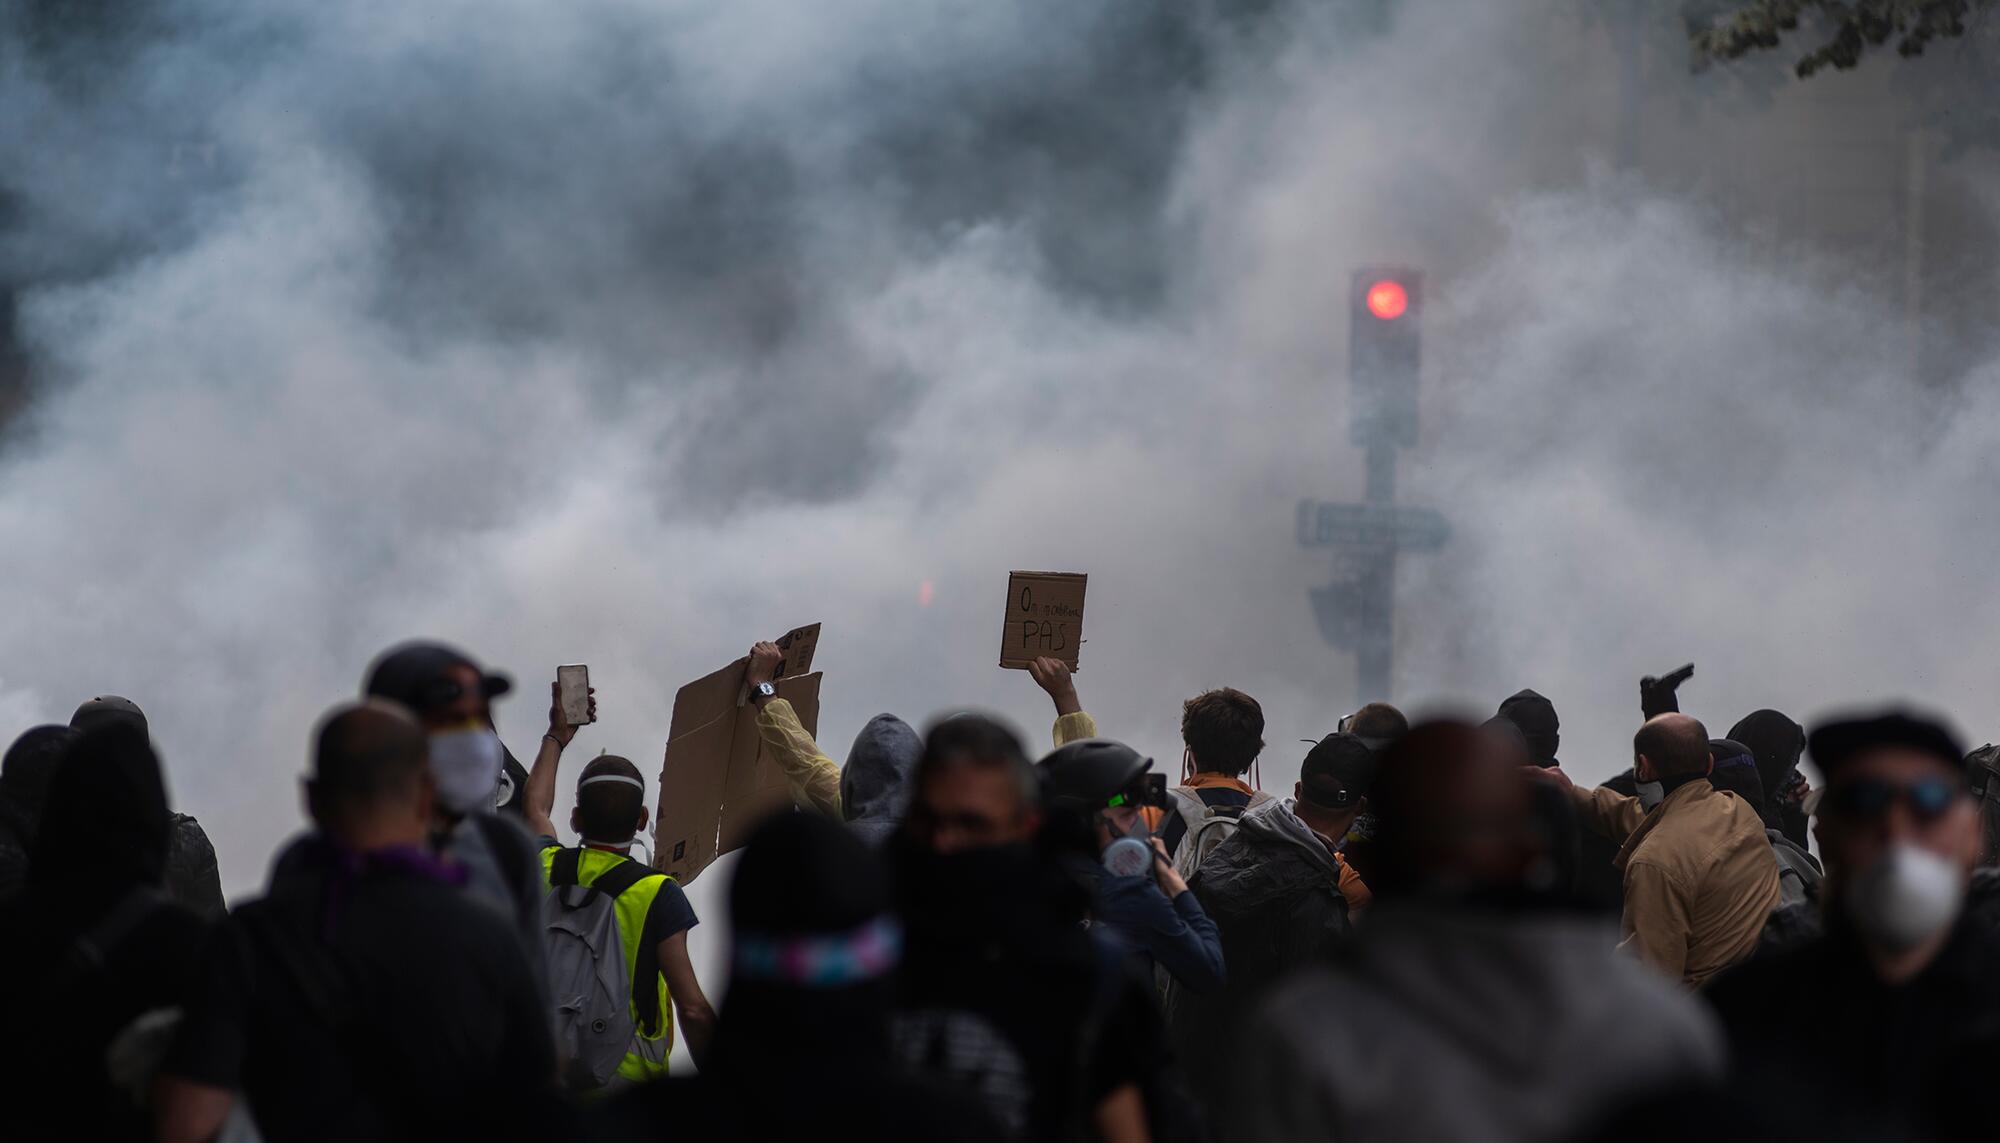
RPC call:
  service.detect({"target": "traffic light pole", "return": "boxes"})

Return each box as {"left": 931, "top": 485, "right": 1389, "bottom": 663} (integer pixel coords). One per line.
{"left": 1356, "top": 442, "right": 1397, "bottom": 703}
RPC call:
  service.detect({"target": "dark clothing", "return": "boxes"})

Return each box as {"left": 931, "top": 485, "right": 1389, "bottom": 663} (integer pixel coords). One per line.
{"left": 586, "top": 1071, "right": 1006, "bottom": 1143}
{"left": 1707, "top": 914, "right": 2000, "bottom": 1142}
{"left": 1728, "top": 709, "right": 1811, "bottom": 849}
{"left": 1189, "top": 799, "right": 1350, "bottom": 991}
{"left": 1177, "top": 799, "right": 1349, "bottom": 1114}
{"left": 1575, "top": 776, "right": 1634, "bottom": 913}
{"left": 843, "top": 714, "right": 923, "bottom": 845}
{"left": 166, "top": 812, "right": 226, "bottom": 916}
{"left": 1497, "top": 688, "right": 1560, "bottom": 764}
{"left": 163, "top": 846, "right": 559, "bottom": 1142}
{"left": 1060, "top": 854, "right": 1226, "bottom": 993}
{"left": 0, "top": 799, "right": 29, "bottom": 901}
{"left": 0, "top": 889, "right": 208, "bottom": 1140}
{"left": 1161, "top": 783, "right": 1253, "bottom": 856}
{"left": 0, "top": 722, "right": 208, "bottom": 1139}
{"left": 890, "top": 841, "right": 1163, "bottom": 1142}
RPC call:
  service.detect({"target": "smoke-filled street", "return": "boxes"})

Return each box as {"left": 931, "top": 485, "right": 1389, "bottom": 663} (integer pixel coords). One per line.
{"left": 4, "top": 2, "right": 2000, "bottom": 1141}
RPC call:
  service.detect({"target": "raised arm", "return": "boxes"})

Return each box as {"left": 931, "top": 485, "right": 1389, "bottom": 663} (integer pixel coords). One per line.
{"left": 525, "top": 679, "right": 594, "bottom": 841}
{"left": 1028, "top": 656, "right": 1099, "bottom": 745}
{"left": 747, "top": 641, "right": 843, "bottom": 818}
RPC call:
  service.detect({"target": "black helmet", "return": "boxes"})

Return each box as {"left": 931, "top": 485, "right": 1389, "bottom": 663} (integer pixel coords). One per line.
{"left": 1039, "top": 738, "right": 1153, "bottom": 811}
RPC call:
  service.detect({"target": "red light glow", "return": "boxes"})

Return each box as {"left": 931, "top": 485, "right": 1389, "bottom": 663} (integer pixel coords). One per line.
{"left": 1365, "top": 280, "right": 1408, "bottom": 320}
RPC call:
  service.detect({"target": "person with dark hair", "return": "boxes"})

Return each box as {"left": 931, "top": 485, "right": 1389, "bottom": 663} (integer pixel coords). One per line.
{"left": 1708, "top": 710, "right": 2000, "bottom": 1142}
{"left": 1340, "top": 701, "right": 1409, "bottom": 751}
{"left": 1159, "top": 687, "right": 1274, "bottom": 861}
{"left": 156, "top": 701, "right": 561, "bottom": 1143}
{"left": 1168, "top": 734, "right": 1366, "bottom": 1115}
{"left": 586, "top": 812, "right": 1004, "bottom": 1142}
{"left": 347, "top": 642, "right": 546, "bottom": 984}
{"left": 0, "top": 723, "right": 209, "bottom": 1139}
{"left": 1239, "top": 722, "right": 1720, "bottom": 1143}
{"left": 0, "top": 723, "right": 77, "bottom": 901}
{"left": 1537, "top": 714, "right": 1780, "bottom": 987}
{"left": 891, "top": 715, "right": 1164, "bottom": 1142}
{"left": 1329, "top": 702, "right": 1407, "bottom": 882}
{"left": 66, "top": 696, "right": 224, "bottom": 916}
{"left": 524, "top": 707, "right": 715, "bottom": 1082}
{"left": 1727, "top": 709, "right": 1812, "bottom": 848}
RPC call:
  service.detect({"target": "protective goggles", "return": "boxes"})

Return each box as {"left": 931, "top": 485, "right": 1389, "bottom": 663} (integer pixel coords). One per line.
{"left": 1106, "top": 773, "right": 1167, "bottom": 810}
{"left": 1823, "top": 776, "right": 1961, "bottom": 824}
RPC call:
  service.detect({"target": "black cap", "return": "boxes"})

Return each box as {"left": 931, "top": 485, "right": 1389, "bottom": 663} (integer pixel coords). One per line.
{"left": 1301, "top": 732, "right": 1376, "bottom": 809}
{"left": 71, "top": 695, "right": 147, "bottom": 736}
{"left": 1806, "top": 710, "right": 1966, "bottom": 782}
{"left": 1038, "top": 739, "right": 1153, "bottom": 810}
{"left": 363, "top": 641, "right": 512, "bottom": 715}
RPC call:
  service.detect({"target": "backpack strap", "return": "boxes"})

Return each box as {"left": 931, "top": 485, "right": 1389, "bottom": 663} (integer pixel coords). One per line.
{"left": 587, "top": 857, "right": 653, "bottom": 901}
{"left": 68, "top": 887, "right": 166, "bottom": 974}
{"left": 549, "top": 846, "right": 583, "bottom": 890}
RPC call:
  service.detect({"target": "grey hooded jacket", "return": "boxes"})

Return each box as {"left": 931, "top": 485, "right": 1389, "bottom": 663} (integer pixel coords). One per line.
{"left": 1239, "top": 904, "right": 1723, "bottom": 1143}
{"left": 842, "top": 714, "right": 922, "bottom": 846}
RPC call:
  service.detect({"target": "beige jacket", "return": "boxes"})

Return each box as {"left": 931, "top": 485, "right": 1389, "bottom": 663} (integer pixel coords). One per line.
{"left": 754, "top": 699, "right": 1098, "bottom": 819}
{"left": 1569, "top": 778, "right": 1781, "bottom": 989}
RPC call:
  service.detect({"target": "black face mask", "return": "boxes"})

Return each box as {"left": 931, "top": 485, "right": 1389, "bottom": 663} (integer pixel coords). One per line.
{"left": 890, "top": 837, "right": 1086, "bottom": 939}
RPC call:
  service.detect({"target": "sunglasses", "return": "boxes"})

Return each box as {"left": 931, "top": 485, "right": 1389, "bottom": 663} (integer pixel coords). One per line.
{"left": 1824, "top": 776, "right": 1961, "bottom": 824}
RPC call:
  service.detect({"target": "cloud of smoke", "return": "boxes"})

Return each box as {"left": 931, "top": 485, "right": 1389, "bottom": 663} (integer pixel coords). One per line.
{"left": 3, "top": 0, "right": 1998, "bottom": 950}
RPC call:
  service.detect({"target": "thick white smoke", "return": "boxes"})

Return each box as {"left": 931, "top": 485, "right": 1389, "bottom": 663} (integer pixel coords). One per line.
{"left": 3, "top": 0, "right": 1998, "bottom": 984}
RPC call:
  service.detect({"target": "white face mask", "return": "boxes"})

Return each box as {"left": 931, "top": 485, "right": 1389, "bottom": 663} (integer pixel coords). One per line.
{"left": 1635, "top": 780, "right": 1665, "bottom": 809}
{"left": 429, "top": 726, "right": 505, "bottom": 816}
{"left": 1845, "top": 843, "right": 1964, "bottom": 952}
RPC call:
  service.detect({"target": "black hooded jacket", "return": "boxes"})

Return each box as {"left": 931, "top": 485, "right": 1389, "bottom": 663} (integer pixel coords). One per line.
{"left": 1729, "top": 710, "right": 1810, "bottom": 849}
{"left": 0, "top": 724, "right": 208, "bottom": 1139}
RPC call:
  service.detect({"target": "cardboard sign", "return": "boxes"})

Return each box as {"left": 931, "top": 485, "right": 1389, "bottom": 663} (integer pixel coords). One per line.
{"left": 998, "top": 571, "right": 1087, "bottom": 669}
{"left": 653, "top": 627, "right": 824, "bottom": 886}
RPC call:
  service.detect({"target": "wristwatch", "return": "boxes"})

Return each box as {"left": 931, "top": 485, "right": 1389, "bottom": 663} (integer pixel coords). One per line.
{"left": 749, "top": 681, "right": 778, "bottom": 705}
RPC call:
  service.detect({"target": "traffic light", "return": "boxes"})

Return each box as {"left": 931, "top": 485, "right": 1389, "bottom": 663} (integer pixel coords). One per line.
{"left": 1349, "top": 267, "right": 1421, "bottom": 449}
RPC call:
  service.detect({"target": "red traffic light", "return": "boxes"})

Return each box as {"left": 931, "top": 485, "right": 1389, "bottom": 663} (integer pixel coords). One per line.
{"left": 1365, "top": 279, "right": 1408, "bottom": 321}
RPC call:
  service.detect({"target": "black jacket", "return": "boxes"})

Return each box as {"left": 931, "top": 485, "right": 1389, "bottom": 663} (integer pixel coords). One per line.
{"left": 1173, "top": 799, "right": 1348, "bottom": 1113}
{"left": 1707, "top": 912, "right": 2000, "bottom": 1143}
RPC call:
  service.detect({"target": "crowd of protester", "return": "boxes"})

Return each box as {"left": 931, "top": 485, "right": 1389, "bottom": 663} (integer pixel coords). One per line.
{"left": 2, "top": 637, "right": 1998, "bottom": 1142}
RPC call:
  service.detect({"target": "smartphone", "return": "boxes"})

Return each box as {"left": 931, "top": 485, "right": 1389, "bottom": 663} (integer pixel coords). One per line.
{"left": 1143, "top": 773, "right": 1168, "bottom": 808}
{"left": 557, "top": 664, "right": 593, "bottom": 725}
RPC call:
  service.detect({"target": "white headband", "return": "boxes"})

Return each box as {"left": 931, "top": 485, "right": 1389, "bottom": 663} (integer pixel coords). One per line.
{"left": 579, "top": 773, "right": 644, "bottom": 791}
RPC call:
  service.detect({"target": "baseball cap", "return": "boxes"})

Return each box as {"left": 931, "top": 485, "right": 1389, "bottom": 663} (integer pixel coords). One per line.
{"left": 1300, "top": 732, "right": 1377, "bottom": 809}
{"left": 1806, "top": 710, "right": 1966, "bottom": 783}
{"left": 363, "top": 641, "right": 512, "bottom": 715}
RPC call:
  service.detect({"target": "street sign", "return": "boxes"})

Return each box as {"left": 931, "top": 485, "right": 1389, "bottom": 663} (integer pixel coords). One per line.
{"left": 1296, "top": 499, "right": 1450, "bottom": 552}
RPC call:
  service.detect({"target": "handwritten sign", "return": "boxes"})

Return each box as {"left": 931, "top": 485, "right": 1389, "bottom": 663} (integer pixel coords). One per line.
{"left": 999, "top": 571, "right": 1086, "bottom": 670}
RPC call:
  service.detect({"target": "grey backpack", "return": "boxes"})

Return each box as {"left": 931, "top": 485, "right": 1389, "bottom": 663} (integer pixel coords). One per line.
{"left": 542, "top": 849, "right": 654, "bottom": 1090}
{"left": 1166, "top": 786, "right": 1276, "bottom": 884}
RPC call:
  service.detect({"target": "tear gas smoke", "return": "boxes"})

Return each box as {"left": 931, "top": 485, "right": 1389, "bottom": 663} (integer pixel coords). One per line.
{"left": 4, "top": 0, "right": 1998, "bottom": 936}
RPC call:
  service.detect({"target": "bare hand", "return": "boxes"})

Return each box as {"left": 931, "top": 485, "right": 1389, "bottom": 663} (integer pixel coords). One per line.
{"left": 745, "top": 641, "right": 784, "bottom": 689}
{"left": 548, "top": 680, "right": 597, "bottom": 747}
{"left": 1522, "top": 764, "right": 1574, "bottom": 792}
{"left": 1027, "top": 656, "right": 1082, "bottom": 717}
